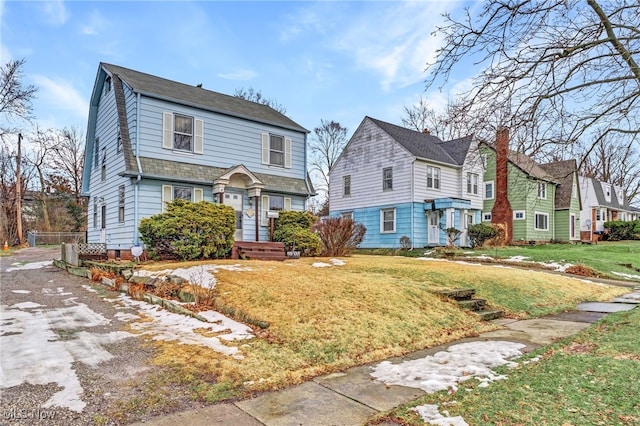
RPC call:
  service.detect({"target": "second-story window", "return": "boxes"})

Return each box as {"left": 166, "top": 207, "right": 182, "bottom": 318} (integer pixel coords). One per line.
{"left": 537, "top": 182, "right": 547, "bottom": 199}
{"left": 101, "top": 148, "right": 107, "bottom": 182}
{"left": 467, "top": 173, "right": 479, "bottom": 195}
{"left": 343, "top": 175, "right": 351, "bottom": 196}
{"left": 269, "top": 135, "right": 284, "bottom": 166}
{"left": 383, "top": 167, "right": 393, "bottom": 191}
{"left": 173, "top": 114, "right": 193, "bottom": 151}
{"left": 118, "top": 185, "right": 125, "bottom": 223}
{"left": 427, "top": 166, "right": 440, "bottom": 189}
{"left": 261, "top": 133, "right": 291, "bottom": 168}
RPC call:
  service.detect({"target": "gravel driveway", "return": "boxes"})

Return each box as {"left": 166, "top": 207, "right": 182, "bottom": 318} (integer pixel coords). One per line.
{"left": 0, "top": 247, "right": 181, "bottom": 425}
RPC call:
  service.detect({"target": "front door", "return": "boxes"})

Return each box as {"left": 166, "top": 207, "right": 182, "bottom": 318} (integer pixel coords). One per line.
{"left": 224, "top": 193, "right": 243, "bottom": 241}
{"left": 100, "top": 204, "right": 106, "bottom": 244}
{"left": 428, "top": 211, "right": 439, "bottom": 244}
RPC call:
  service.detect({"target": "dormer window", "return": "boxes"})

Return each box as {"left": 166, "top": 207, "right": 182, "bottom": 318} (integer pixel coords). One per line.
{"left": 104, "top": 76, "right": 111, "bottom": 94}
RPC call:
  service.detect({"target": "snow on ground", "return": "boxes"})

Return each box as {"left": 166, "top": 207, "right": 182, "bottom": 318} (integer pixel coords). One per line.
{"left": 114, "top": 294, "right": 253, "bottom": 359}
{"left": 413, "top": 404, "right": 468, "bottom": 426}
{"left": 6, "top": 260, "right": 53, "bottom": 272}
{"left": 0, "top": 300, "right": 134, "bottom": 412}
{"left": 133, "top": 264, "right": 251, "bottom": 289}
{"left": 11, "top": 289, "right": 31, "bottom": 294}
{"left": 371, "top": 340, "right": 526, "bottom": 425}
{"left": 312, "top": 258, "right": 346, "bottom": 268}
{"left": 612, "top": 271, "right": 640, "bottom": 280}
{"left": 420, "top": 254, "right": 574, "bottom": 272}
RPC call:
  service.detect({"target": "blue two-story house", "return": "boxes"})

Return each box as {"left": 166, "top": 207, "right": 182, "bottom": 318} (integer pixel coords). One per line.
{"left": 81, "top": 63, "right": 314, "bottom": 260}
{"left": 328, "top": 117, "right": 484, "bottom": 248}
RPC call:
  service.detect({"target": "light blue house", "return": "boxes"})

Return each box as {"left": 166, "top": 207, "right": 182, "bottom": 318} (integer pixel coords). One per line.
{"left": 328, "top": 117, "right": 484, "bottom": 248}
{"left": 81, "top": 63, "right": 314, "bottom": 259}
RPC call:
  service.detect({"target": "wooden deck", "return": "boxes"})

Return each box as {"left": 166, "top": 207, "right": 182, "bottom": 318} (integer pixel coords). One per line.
{"left": 232, "top": 241, "right": 286, "bottom": 261}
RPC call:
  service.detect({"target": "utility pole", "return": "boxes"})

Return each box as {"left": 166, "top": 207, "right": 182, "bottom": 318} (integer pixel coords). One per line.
{"left": 16, "top": 133, "right": 23, "bottom": 244}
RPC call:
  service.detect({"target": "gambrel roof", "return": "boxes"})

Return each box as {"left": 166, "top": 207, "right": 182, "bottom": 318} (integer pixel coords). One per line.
{"left": 368, "top": 117, "right": 472, "bottom": 166}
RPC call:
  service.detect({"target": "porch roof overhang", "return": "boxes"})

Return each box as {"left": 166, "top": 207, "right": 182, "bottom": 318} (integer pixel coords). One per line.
{"left": 424, "top": 197, "right": 472, "bottom": 210}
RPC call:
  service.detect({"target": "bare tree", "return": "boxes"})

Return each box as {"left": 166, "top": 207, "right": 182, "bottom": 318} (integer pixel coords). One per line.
{"left": 50, "top": 126, "right": 85, "bottom": 198}
{"left": 402, "top": 95, "right": 479, "bottom": 140}
{"left": 233, "top": 87, "right": 287, "bottom": 115}
{"left": 0, "top": 59, "right": 38, "bottom": 135}
{"left": 309, "top": 120, "right": 348, "bottom": 199}
{"left": 426, "top": 0, "right": 640, "bottom": 156}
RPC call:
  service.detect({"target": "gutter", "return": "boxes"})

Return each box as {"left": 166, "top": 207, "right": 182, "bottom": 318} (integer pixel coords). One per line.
{"left": 133, "top": 92, "right": 142, "bottom": 245}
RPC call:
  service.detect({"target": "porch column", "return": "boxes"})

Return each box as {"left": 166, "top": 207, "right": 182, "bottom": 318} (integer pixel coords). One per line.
{"left": 248, "top": 187, "right": 262, "bottom": 241}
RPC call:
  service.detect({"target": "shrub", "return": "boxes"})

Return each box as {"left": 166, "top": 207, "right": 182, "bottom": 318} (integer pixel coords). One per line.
{"left": 399, "top": 236, "right": 411, "bottom": 250}
{"left": 468, "top": 223, "right": 499, "bottom": 248}
{"left": 273, "top": 211, "right": 321, "bottom": 256}
{"left": 138, "top": 199, "right": 235, "bottom": 260}
{"left": 314, "top": 217, "right": 366, "bottom": 257}
{"left": 603, "top": 220, "right": 640, "bottom": 240}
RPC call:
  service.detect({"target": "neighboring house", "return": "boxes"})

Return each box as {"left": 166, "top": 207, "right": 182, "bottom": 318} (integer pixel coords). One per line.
{"left": 328, "top": 116, "right": 484, "bottom": 248}
{"left": 578, "top": 176, "right": 639, "bottom": 240}
{"left": 81, "top": 63, "right": 314, "bottom": 259}
{"left": 480, "top": 128, "right": 579, "bottom": 243}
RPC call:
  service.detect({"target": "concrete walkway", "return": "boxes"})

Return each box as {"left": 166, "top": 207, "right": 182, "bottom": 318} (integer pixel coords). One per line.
{"left": 131, "top": 289, "right": 640, "bottom": 426}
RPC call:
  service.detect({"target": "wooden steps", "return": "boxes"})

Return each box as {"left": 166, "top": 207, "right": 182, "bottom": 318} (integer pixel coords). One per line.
{"left": 233, "top": 241, "right": 286, "bottom": 261}
{"left": 434, "top": 288, "right": 503, "bottom": 321}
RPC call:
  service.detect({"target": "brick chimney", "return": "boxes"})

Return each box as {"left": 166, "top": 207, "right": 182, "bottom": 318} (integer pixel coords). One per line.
{"left": 491, "top": 127, "right": 513, "bottom": 244}
{"left": 422, "top": 128, "right": 430, "bottom": 135}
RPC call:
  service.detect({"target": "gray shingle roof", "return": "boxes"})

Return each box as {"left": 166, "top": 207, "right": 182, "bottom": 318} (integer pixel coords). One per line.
{"left": 368, "top": 117, "right": 468, "bottom": 166}
{"left": 102, "top": 63, "right": 308, "bottom": 133}
{"left": 479, "top": 142, "right": 558, "bottom": 183}
{"left": 540, "top": 159, "right": 578, "bottom": 209}
{"left": 590, "top": 177, "right": 627, "bottom": 209}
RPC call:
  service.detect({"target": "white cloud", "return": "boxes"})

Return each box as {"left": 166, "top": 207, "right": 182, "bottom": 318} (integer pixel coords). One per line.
{"left": 31, "top": 75, "right": 88, "bottom": 120}
{"left": 217, "top": 69, "right": 258, "bottom": 81}
{"left": 80, "top": 10, "right": 109, "bottom": 35}
{"left": 40, "top": 0, "right": 69, "bottom": 26}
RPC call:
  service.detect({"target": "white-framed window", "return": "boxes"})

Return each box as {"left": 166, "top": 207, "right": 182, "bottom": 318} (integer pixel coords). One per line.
{"left": 482, "top": 212, "right": 492, "bottom": 222}
{"left": 534, "top": 212, "right": 549, "bottom": 230}
{"left": 162, "top": 185, "right": 203, "bottom": 212}
{"left": 94, "top": 137, "right": 100, "bottom": 168}
{"left": 341, "top": 211, "right": 353, "bottom": 220}
{"left": 596, "top": 209, "right": 601, "bottom": 221}
{"left": 261, "top": 133, "right": 292, "bottom": 168}
{"left": 427, "top": 166, "right": 440, "bottom": 189}
{"left": 93, "top": 198, "right": 98, "bottom": 229}
{"left": 484, "top": 181, "right": 494, "bottom": 199}
{"left": 343, "top": 175, "right": 351, "bottom": 197}
{"left": 116, "top": 129, "right": 122, "bottom": 154}
{"left": 162, "top": 112, "right": 204, "bottom": 154}
{"left": 260, "top": 194, "right": 291, "bottom": 226}
{"left": 465, "top": 213, "right": 474, "bottom": 229}
{"left": 380, "top": 208, "right": 396, "bottom": 233}
{"left": 537, "top": 182, "right": 547, "bottom": 199}
{"left": 382, "top": 167, "right": 393, "bottom": 191}
{"left": 514, "top": 210, "right": 526, "bottom": 220}
{"left": 101, "top": 148, "right": 107, "bottom": 182}
{"left": 118, "top": 185, "right": 125, "bottom": 223}
{"left": 467, "top": 173, "right": 479, "bottom": 195}
{"left": 104, "top": 76, "right": 111, "bottom": 94}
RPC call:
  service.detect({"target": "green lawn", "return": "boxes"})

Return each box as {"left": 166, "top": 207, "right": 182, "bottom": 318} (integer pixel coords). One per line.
{"left": 374, "top": 307, "right": 640, "bottom": 425}
{"left": 468, "top": 241, "right": 640, "bottom": 280}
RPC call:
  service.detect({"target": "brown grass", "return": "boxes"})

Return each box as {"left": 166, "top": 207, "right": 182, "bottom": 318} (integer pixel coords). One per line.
{"left": 141, "top": 255, "right": 627, "bottom": 396}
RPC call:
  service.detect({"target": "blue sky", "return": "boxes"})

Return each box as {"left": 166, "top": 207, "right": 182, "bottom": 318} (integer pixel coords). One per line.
{"left": 1, "top": 0, "right": 476, "bottom": 138}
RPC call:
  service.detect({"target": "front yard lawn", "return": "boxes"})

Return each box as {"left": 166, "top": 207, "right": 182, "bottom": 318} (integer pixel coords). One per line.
{"left": 128, "top": 255, "right": 627, "bottom": 412}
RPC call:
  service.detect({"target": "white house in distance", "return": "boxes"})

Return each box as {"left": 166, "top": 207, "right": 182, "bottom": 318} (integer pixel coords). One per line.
{"left": 328, "top": 117, "right": 484, "bottom": 248}
{"left": 579, "top": 176, "right": 639, "bottom": 240}
{"left": 81, "top": 63, "right": 314, "bottom": 260}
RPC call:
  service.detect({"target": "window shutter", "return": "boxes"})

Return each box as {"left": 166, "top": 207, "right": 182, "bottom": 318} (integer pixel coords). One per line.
{"left": 194, "top": 188, "right": 203, "bottom": 202}
{"left": 284, "top": 197, "right": 291, "bottom": 211}
{"left": 194, "top": 119, "right": 204, "bottom": 154}
{"left": 163, "top": 113, "right": 173, "bottom": 149}
{"left": 284, "top": 138, "right": 292, "bottom": 168}
{"left": 261, "top": 195, "right": 269, "bottom": 226}
{"left": 261, "top": 133, "right": 269, "bottom": 164}
{"left": 162, "top": 185, "right": 172, "bottom": 212}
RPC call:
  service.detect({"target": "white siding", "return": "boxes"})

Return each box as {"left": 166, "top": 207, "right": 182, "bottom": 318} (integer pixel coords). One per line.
{"left": 329, "top": 118, "right": 414, "bottom": 211}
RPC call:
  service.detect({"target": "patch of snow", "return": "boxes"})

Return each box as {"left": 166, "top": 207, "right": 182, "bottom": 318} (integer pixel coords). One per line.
{"left": 612, "top": 271, "right": 640, "bottom": 280}
{"left": 11, "top": 290, "right": 31, "bottom": 294}
{"left": 413, "top": 404, "right": 469, "bottom": 426}
{"left": 42, "top": 287, "right": 72, "bottom": 296}
{"left": 312, "top": 258, "right": 346, "bottom": 268}
{"left": 6, "top": 260, "right": 53, "bottom": 271}
{"left": 370, "top": 341, "right": 525, "bottom": 393}
{"left": 82, "top": 284, "right": 99, "bottom": 293}
{"left": 116, "top": 294, "right": 253, "bottom": 359}
{"left": 9, "top": 302, "right": 45, "bottom": 309}
{"left": 416, "top": 257, "right": 447, "bottom": 262}
{"left": 312, "top": 262, "right": 331, "bottom": 267}
{"left": 506, "top": 256, "right": 529, "bottom": 262}
{"left": 133, "top": 264, "right": 252, "bottom": 289}
{"left": 330, "top": 258, "right": 346, "bottom": 266}
{"left": 1, "top": 302, "right": 134, "bottom": 413}
{"left": 114, "top": 312, "right": 141, "bottom": 322}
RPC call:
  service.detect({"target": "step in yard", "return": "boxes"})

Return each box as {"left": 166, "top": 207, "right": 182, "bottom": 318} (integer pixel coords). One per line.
{"left": 435, "top": 288, "right": 503, "bottom": 321}
{"left": 457, "top": 298, "right": 487, "bottom": 311}
{"left": 434, "top": 288, "right": 476, "bottom": 301}
{"left": 476, "top": 309, "right": 504, "bottom": 321}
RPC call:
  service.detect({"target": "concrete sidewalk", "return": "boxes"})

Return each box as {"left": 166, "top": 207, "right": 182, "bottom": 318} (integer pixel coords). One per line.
{"left": 132, "top": 292, "right": 639, "bottom": 426}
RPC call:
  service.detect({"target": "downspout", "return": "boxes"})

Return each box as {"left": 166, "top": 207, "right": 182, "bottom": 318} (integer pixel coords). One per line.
{"left": 410, "top": 160, "right": 415, "bottom": 249}
{"left": 133, "top": 92, "right": 142, "bottom": 245}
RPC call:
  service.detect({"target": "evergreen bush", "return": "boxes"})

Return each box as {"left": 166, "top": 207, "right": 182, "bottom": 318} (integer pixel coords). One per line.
{"left": 138, "top": 199, "right": 235, "bottom": 260}
{"left": 468, "top": 223, "right": 499, "bottom": 248}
